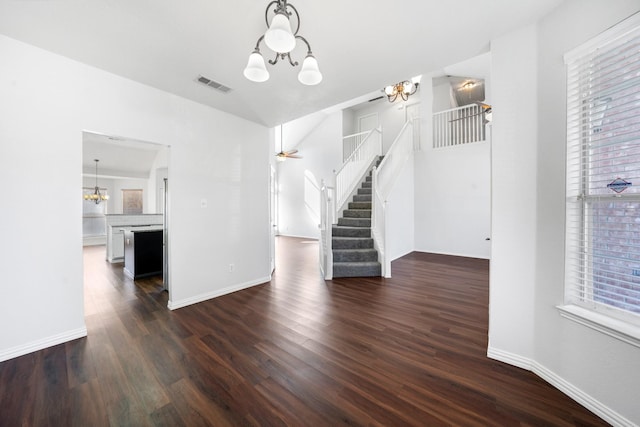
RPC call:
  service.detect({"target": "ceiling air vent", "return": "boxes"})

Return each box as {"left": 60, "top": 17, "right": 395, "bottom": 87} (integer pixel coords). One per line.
{"left": 196, "top": 75, "right": 232, "bottom": 94}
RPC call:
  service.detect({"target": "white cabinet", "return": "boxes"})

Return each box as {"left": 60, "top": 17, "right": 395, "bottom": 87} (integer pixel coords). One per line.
{"left": 112, "top": 229, "right": 124, "bottom": 261}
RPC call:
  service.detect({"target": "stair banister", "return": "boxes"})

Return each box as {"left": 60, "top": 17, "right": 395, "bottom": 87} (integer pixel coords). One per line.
{"left": 342, "top": 130, "right": 375, "bottom": 162}
{"left": 334, "top": 127, "right": 382, "bottom": 221}
{"left": 371, "top": 120, "right": 415, "bottom": 278}
{"left": 371, "top": 167, "right": 387, "bottom": 277}
{"left": 319, "top": 180, "right": 334, "bottom": 279}
{"left": 375, "top": 120, "right": 413, "bottom": 197}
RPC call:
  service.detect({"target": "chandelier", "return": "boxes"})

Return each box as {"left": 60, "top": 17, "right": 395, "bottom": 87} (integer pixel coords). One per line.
{"left": 244, "top": 0, "right": 322, "bottom": 86}
{"left": 384, "top": 76, "right": 421, "bottom": 102}
{"left": 84, "top": 159, "right": 109, "bottom": 204}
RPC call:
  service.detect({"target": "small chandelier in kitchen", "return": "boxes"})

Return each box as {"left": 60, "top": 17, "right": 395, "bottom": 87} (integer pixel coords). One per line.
{"left": 243, "top": 0, "right": 322, "bottom": 85}
{"left": 84, "top": 159, "right": 109, "bottom": 204}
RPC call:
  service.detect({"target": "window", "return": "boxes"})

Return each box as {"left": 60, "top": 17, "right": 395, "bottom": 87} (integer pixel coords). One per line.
{"left": 564, "top": 13, "right": 640, "bottom": 338}
{"left": 82, "top": 187, "right": 107, "bottom": 237}
{"left": 122, "top": 189, "right": 143, "bottom": 214}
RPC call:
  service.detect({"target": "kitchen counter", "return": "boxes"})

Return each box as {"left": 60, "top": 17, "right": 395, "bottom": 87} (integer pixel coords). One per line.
{"left": 105, "top": 214, "right": 163, "bottom": 263}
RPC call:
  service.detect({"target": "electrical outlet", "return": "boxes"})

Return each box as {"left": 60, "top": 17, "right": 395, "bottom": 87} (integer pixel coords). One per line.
{"left": 229, "top": 263, "right": 234, "bottom": 272}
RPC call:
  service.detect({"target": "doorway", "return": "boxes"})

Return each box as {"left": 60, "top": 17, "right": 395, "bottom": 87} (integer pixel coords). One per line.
{"left": 82, "top": 131, "right": 171, "bottom": 301}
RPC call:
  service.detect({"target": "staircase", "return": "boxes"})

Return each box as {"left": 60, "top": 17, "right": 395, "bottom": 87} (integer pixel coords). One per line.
{"left": 332, "top": 159, "right": 382, "bottom": 278}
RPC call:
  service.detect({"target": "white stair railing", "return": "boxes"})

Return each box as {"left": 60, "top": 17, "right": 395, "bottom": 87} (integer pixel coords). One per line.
{"left": 372, "top": 120, "right": 414, "bottom": 277}
{"left": 433, "top": 104, "right": 486, "bottom": 148}
{"left": 334, "top": 127, "right": 382, "bottom": 219}
{"left": 319, "top": 180, "right": 335, "bottom": 279}
{"left": 342, "top": 130, "right": 372, "bottom": 162}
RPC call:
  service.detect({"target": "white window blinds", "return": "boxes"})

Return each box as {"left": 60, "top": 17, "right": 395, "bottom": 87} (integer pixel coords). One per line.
{"left": 565, "top": 13, "right": 640, "bottom": 325}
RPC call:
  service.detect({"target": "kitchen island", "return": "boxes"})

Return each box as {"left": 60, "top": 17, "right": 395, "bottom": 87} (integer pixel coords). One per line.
{"left": 122, "top": 226, "right": 163, "bottom": 279}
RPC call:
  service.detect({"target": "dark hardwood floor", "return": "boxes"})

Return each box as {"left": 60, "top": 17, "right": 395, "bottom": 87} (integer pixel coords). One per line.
{"left": 0, "top": 237, "right": 609, "bottom": 426}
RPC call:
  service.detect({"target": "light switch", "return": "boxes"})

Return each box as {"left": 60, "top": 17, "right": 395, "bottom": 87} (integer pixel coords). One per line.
{"left": 200, "top": 198, "right": 207, "bottom": 208}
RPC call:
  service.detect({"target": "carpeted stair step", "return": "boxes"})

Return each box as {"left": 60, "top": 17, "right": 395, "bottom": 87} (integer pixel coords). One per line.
{"left": 348, "top": 201, "right": 372, "bottom": 210}
{"left": 333, "top": 261, "right": 381, "bottom": 278}
{"left": 332, "top": 225, "right": 371, "bottom": 238}
{"left": 353, "top": 194, "right": 371, "bottom": 202}
{"left": 332, "top": 237, "right": 374, "bottom": 249}
{"left": 343, "top": 209, "right": 371, "bottom": 218}
{"left": 333, "top": 248, "right": 378, "bottom": 262}
{"left": 361, "top": 181, "right": 372, "bottom": 189}
{"left": 337, "top": 217, "right": 371, "bottom": 227}
{"left": 358, "top": 188, "right": 372, "bottom": 195}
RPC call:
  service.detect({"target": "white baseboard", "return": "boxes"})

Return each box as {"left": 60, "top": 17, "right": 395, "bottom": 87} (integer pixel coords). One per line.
{"left": 167, "top": 276, "right": 271, "bottom": 311}
{"left": 83, "top": 236, "right": 106, "bottom": 246}
{"left": 487, "top": 346, "right": 635, "bottom": 427}
{"left": 0, "top": 327, "right": 88, "bottom": 362}
{"left": 413, "top": 248, "right": 490, "bottom": 260}
{"left": 487, "top": 346, "right": 533, "bottom": 370}
{"left": 277, "top": 233, "right": 319, "bottom": 240}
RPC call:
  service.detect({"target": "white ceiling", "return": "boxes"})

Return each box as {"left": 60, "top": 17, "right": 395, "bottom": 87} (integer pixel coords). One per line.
{"left": 82, "top": 132, "right": 165, "bottom": 179}
{"left": 0, "top": 0, "right": 565, "bottom": 128}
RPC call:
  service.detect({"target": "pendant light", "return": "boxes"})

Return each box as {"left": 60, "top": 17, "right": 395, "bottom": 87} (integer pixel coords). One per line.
{"left": 84, "top": 159, "right": 109, "bottom": 204}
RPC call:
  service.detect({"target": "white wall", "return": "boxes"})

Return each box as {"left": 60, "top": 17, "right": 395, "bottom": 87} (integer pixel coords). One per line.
{"left": 414, "top": 72, "right": 491, "bottom": 260}
{"left": 277, "top": 112, "right": 342, "bottom": 238}
{"left": 489, "top": 20, "right": 539, "bottom": 370}
{"left": 385, "top": 156, "right": 415, "bottom": 263}
{"left": 348, "top": 100, "right": 415, "bottom": 154}
{"left": 432, "top": 81, "right": 456, "bottom": 112}
{"left": 0, "top": 34, "right": 270, "bottom": 361}
{"left": 342, "top": 108, "right": 356, "bottom": 137}
{"left": 414, "top": 141, "right": 491, "bottom": 259}
{"left": 489, "top": 1, "right": 640, "bottom": 424}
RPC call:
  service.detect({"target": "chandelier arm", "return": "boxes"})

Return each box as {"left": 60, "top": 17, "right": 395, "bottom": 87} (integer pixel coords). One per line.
{"left": 268, "top": 51, "right": 281, "bottom": 65}
{"left": 264, "top": 0, "right": 280, "bottom": 28}
{"left": 295, "top": 35, "right": 313, "bottom": 54}
{"left": 285, "top": 53, "right": 298, "bottom": 67}
{"left": 252, "top": 35, "right": 265, "bottom": 51}
{"left": 286, "top": 2, "right": 301, "bottom": 35}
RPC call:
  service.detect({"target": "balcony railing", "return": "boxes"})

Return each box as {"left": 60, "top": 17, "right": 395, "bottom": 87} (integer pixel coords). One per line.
{"left": 433, "top": 104, "right": 487, "bottom": 148}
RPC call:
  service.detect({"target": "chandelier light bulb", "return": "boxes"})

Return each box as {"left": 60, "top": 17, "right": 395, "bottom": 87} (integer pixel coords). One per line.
{"left": 384, "top": 85, "right": 396, "bottom": 96}
{"left": 298, "top": 54, "right": 322, "bottom": 86}
{"left": 403, "top": 81, "right": 414, "bottom": 94}
{"left": 264, "top": 12, "right": 296, "bottom": 53}
{"left": 243, "top": 50, "right": 270, "bottom": 82}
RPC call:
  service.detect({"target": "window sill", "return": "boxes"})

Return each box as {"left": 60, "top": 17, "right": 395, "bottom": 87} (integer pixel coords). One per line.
{"left": 556, "top": 305, "right": 640, "bottom": 349}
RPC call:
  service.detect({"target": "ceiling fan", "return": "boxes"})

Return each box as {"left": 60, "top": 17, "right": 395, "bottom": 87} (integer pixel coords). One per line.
{"left": 276, "top": 125, "right": 302, "bottom": 161}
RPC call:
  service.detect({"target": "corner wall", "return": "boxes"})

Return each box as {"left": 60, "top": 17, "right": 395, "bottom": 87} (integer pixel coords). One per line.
{"left": 488, "top": 23, "right": 538, "bottom": 361}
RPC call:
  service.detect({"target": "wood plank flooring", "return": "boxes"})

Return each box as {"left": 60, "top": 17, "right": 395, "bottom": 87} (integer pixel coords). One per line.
{"left": 0, "top": 237, "right": 609, "bottom": 426}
